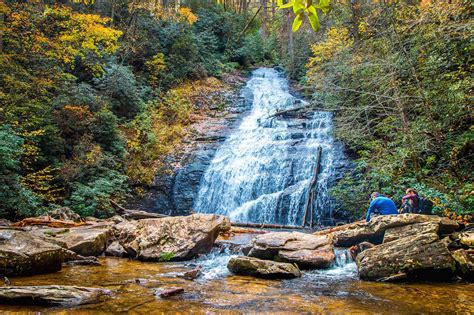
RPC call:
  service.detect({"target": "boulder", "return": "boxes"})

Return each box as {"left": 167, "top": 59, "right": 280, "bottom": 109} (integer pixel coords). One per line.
{"left": 0, "top": 286, "right": 111, "bottom": 306}
{"left": 0, "top": 229, "right": 64, "bottom": 276}
{"left": 227, "top": 256, "right": 301, "bottom": 279}
{"left": 452, "top": 249, "right": 474, "bottom": 281}
{"left": 383, "top": 222, "right": 439, "bottom": 243}
{"left": 105, "top": 241, "right": 128, "bottom": 258}
{"left": 247, "top": 232, "right": 334, "bottom": 269}
{"left": 115, "top": 214, "right": 230, "bottom": 261}
{"left": 40, "top": 224, "right": 113, "bottom": 257}
{"left": 357, "top": 233, "right": 456, "bottom": 281}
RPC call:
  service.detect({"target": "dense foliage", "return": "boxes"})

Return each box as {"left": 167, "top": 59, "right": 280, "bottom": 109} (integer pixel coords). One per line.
{"left": 1, "top": 0, "right": 471, "bottom": 222}
{"left": 303, "top": 1, "right": 472, "bottom": 220}
{"left": 0, "top": 0, "right": 273, "bottom": 219}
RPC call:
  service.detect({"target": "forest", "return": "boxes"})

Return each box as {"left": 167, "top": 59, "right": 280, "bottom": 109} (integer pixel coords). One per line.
{"left": 0, "top": 0, "right": 472, "bottom": 222}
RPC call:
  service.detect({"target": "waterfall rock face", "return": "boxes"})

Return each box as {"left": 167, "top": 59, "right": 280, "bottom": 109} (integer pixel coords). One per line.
{"left": 194, "top": 68, "right": 347, "bottom": 226}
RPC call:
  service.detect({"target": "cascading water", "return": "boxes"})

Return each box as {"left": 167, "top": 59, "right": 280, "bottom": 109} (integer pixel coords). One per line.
{"left": 194, "top": 68, "right": 345, "bottom": 226}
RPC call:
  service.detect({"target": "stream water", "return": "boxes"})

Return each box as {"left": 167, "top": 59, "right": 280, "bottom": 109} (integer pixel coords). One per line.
{"left": 194, "top": 68, "right": 345, "bottom": 226}
{"left": 3, "top": 249, "right": 473, "bottom": 314}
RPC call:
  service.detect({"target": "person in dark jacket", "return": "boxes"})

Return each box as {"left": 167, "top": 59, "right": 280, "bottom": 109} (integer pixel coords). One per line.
{"left": 365, "top": 192, "right": 398, "bottom": 222}
{"left": 400, "top": 188, "right": 419, "bottom": 213}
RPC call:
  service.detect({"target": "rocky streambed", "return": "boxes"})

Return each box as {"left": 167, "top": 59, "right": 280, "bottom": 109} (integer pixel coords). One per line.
{"left": 0, "top": 212, "right": 472, "bottom": 313}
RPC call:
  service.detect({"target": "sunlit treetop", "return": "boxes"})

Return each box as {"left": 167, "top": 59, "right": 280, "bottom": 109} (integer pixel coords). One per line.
{"left": 278, "top": 0, "right": 331, "bottom": 32}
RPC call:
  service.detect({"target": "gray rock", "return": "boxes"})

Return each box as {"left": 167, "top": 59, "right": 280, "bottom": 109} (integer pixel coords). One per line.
{"left": 0, "top": 285, "right": 111, "bottom": 306}
{"left": 227, "top": 256, "right": 301, "bottom": 279}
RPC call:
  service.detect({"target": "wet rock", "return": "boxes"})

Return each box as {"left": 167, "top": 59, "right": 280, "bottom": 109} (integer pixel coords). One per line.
{"left": 115, "top": 214, "right": 231, "bottom": 261}
{"left": 383, "top": 222, "right": 439, "bottom": 243}
{"left": 0, "top": 285, "right": 111, "bottom": 306}
{"left": 0, "top": 229, "right": 64, "bottom": 276}
{"left": 227, "top": 256, "right": 301, "bottom": 279}
{"left": 0, "top": 219, "right": 12, "bottom": 226}
{"left": 452, "top": 249, "right": 474, "bottom": 281}
{"left": 178, "top": 268, "right": 202, "bottom": 280}
{"left": 157, "top": 287, "right": 184, "bottom": 298}
{"left": 247, "top": 232, "right": 334, "bottom": 269}
{"left": 357, "top": 233, "right": 456, "bottom": 281}
{"left": 105, "top": 241, "right": 128, "bottom": 258}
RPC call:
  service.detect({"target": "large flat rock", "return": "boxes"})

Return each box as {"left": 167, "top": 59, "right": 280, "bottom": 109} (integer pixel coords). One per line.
{"left": 0, "top": 229, "right": 65, "bottom": 276}
{"left": 356, "top": 232, "right": 456, "bottom": 281}
{"left": 317, "top": 214, "right": 459, "bottom": 247}
{"left": 248, "top": 232, "right": 334, "bottom": 269}
{"left": 36, "top": 223, "right": 114, "bottom": 257}
{"left": 227, "top": 256, "right": 301, "bottom": 279}
{"left": 115, "top": 214, "right": 230, "bottom": 261}
{"left": 0, "top": 285, "right": 111, "bottom": 306}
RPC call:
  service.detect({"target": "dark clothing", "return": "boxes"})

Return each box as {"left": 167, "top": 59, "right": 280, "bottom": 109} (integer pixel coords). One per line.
{"left": 365, "top": 196, "right": 398, "bottom": 222}
{"left": 401, "top": 194, "right": 419, "bottom": 214}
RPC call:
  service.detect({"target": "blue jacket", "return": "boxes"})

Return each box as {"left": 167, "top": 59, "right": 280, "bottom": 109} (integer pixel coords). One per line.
{"left": 365, "top": 196, "right": 398, "bottom": 222}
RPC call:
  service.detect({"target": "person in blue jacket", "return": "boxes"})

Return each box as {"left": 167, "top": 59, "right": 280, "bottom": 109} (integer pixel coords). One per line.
{"left": 365, "top": 192, "right": 398, "bottom": 222}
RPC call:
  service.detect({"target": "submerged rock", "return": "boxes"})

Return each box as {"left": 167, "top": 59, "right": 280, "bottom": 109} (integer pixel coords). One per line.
{"left": 105, "top": 241, "right": 128, "bottom": 258}
{"left": 227, "top": 256, "right": 301, "bottom": 279}
{"left": 115, "top": 214, "right": 230, "bottom": 261}
{"left": 247, "top": 232, "right": 334, "bottom": 269}
{"left": 356, "top": 233, "right": 456, "bottom": 281}
{"left": 0, "top": 285, "right": 111, "bottom": 306}
{"left": 157, "top": 287, "right": 184, "bottom": 298}
{"left": 0, "top": 229, "right": 64, "bottom": 276}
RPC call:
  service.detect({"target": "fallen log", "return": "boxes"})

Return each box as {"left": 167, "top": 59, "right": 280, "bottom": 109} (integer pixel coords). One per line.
{"left": 110, "top": 200, "right": 168, "bottom": 220}
{"left": 303, "top": 146, "right": 322, "bottom": 228}
{"left": 11, "top": 218, "right": 88, "bottom": 228}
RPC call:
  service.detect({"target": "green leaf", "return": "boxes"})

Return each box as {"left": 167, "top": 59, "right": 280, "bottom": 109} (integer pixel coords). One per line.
{"left": 293, "top": 0, "right": 305, "bottom": 14}
{"left": 319, "top": 0, "right": 331, "bottom": 14}
{"left": 292, "top": 13, "right": 303, "bottom": 32}
{"left": 307, "top": 10, "right": 320, "bottom": 31}
{"left": 279, "top": 1, "right": 294, "bottom": 8}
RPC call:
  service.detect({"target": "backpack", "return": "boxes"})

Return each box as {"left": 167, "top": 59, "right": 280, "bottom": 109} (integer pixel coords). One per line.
{"left": 417, "top": 197, "right": 433, "bottom": 215}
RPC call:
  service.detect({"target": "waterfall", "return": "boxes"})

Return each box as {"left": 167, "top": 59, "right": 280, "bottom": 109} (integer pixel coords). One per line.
{"left": 194, "top": 68, "right": 345, "bottom": 226}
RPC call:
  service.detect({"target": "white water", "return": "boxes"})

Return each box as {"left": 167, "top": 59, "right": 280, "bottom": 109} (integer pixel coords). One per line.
{"left": 194, "top": 68, "right": 344, "bottom": 226}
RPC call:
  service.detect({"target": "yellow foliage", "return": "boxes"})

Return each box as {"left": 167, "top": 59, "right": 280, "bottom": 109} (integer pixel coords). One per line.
{"left": 178, "top": 7, "right": 198, "bottom": 25}
{"left": 307, "top": 27, "right": 353, "bottom": 73}
{"left": 21, "top": 166, "right": 63, "bottom": 203}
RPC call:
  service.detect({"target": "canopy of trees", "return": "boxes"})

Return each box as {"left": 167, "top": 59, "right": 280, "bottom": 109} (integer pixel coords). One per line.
{"left": 0, "top": 0, "right": 471, "bottom": 221}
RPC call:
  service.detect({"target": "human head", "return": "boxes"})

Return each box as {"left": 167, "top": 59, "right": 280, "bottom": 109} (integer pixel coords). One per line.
{"left": 406, "top": 188, "right": 418, "bottom": 195}
{"left": 371, "top": 192, "right": 380, "bottom": 200}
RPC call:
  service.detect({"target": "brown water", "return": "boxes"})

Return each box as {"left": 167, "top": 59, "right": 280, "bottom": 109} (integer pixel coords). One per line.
{"left": 1, "top": 252, "right": 473, "bottom": 314}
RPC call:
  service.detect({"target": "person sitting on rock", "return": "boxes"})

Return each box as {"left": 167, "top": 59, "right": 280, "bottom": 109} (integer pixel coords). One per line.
{"left": 365, "top": 192, "right": 398, "bottom": 222}
{"left": 400, "top": 188, "right": 419, "bottom": 214}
